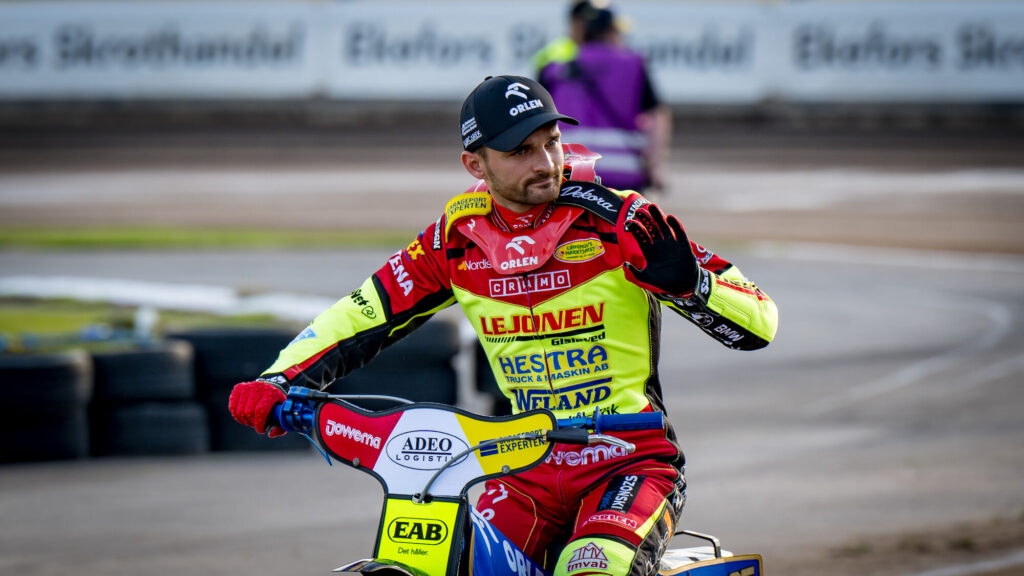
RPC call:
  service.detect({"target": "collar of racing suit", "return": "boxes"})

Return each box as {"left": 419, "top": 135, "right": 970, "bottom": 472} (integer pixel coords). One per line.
{"left": 490, "top": 201, "right": 555, "bottom": 232}
{"left": 456, "top": 203, "right": 585, "bottom": 275}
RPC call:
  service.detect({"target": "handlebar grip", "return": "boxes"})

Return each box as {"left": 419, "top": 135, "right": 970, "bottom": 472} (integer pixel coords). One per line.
{"left": 269, "top": 403, "right": 285, "bottom": 431}
{"left": 273, "top": 397, "right": 315, "bottom": 434}
{"left": 596, "top": 412, "right": 664, "bottom": 433}
{"left": 545, "top": 428, "right": 590, "bottom": 446}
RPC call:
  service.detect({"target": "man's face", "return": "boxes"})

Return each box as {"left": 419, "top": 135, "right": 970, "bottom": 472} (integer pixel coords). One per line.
{"left": 466, "top": 123, "right": 564, "bottom": 213}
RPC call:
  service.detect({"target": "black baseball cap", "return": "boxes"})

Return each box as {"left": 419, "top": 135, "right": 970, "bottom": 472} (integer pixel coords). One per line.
{"left": 460, "top": 75, "right": 578, "bottom": 152}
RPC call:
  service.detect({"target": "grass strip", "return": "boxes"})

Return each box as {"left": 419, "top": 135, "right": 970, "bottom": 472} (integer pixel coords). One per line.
{"left": 0, "top": 226, "right": 415, "bottom": 250}
{"left": 0, "top": 297, "right": 292, "bottom": 354}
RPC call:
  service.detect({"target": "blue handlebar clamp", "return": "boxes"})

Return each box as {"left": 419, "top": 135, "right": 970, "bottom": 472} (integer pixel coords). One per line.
{"left": 556, "top": 408, "right": 665, "bottom": 433}
{"left": 272, "top": 386, "right": 320, "bottom": 434}
{"left": 596, "top": 411, "right": 664, "bottom": 433}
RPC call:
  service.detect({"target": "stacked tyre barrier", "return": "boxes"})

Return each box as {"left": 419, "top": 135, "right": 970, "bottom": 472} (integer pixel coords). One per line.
{"left": 89, "top": 340, "right": 208, "bottom": 456}
{"left": 164, "top": 320, "right": 461, "bottom": 449}
{"left": 0, "top": 318, "right": 461, "bottom": 463}
{"left": 475, "top": 343, "right": 512, "bottom": 417}
{"left": 165, "top": 327, "right": 309, "bottom": 452}
{"left": 0, "top": 350, "right": 92, "bottom": 462}
{"left": 338, "top": 319, "right": 461, "bottom": 411}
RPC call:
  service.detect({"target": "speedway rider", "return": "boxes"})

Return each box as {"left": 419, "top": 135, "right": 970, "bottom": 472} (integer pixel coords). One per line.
{"left": 230, "top": 75, "right": 778, "bottom": 576}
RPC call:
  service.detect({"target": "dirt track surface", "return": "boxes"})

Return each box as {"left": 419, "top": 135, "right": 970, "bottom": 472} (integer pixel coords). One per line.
{"left": 1, "top": 125, "right": 1023, "bottom": 576}
{"left": 774, "top": 515, "right": 1024, "bottom": 576}
{"left": 1, "top": 126, "right": 1023, "bottom": 254}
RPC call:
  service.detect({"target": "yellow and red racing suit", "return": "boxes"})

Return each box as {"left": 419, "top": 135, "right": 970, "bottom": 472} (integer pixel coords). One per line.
{"left": 258, "top": 174, "right": 777, "bottom": 572}
{"left": 261, "top": 180, "right": 776, "bottom": 421}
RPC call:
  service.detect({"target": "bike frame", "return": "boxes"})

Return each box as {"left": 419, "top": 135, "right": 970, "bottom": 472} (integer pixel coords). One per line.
{"left": 272, "top": 386, "right": 762, "bottom": 576}
{"left": 277, "top": 387, "right": 552, "bottom": 575}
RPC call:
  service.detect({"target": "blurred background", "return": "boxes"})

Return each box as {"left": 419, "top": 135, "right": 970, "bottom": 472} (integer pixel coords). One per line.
{"left": 1, "top": 1, "right": 1022, "bottom": 575}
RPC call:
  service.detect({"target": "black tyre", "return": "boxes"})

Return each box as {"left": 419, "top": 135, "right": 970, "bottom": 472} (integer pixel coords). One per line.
{"left": 1, "top": 407, "right": 89, "bottom": 462}
{"left": 163, "top": 327, "right": 297, "bottom": 395}
{"left": 163, "top": 327, "right": 308, "bottom": 451}
{"left": 338, "top": 318, "right": 459, "bottom": 408}
{"left": 379, "top": 318, "right": 461, "bottom": 367}
{"left": 341, "top": 366, "right": 458, "bottom": 410}
{"left": 0, "top": 350, "right": 92, "bottom": 462}
{"left": 0, "top": 349, "right": 92, "bottom": 407}
{"left": 90, "top": 340, "right": 195, "bottom": 402}
{"left": 91, "top": 402, "right": 209, "bottom": 456}
{"left": 474, "top": 344, "right": 511, "bottom": 416}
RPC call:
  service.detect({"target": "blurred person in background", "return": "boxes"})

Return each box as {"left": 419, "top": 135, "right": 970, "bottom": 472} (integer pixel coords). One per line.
{"left": 538, "top": 3, "right": 671, "bottom": 199}
{"left": 531, "top": 0, "right": 594, "bottom": 75}
{"left": 229, "top": 75, "right": 776, "bottom": 575}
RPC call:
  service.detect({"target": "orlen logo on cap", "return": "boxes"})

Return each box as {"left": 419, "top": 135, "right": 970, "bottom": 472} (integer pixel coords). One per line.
{"left": 505, "top": 82, "right": 530, "bottom": 100}
{"left": 506, "top": 82, "right": 543, "bottom": 117}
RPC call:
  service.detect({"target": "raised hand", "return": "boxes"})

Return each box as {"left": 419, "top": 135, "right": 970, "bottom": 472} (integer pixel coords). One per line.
{"left": 623, "top": 205, "right": 699, "bottom": 296}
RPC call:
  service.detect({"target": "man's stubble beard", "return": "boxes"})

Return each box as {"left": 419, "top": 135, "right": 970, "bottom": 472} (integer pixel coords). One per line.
{"left": 484, "top": 164, "right": 561, "bottom": 208}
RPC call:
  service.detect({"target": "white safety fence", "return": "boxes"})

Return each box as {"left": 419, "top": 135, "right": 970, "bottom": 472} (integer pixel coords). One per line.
{"left": 0, "top": 1, "right": 1022, "bottom": 103}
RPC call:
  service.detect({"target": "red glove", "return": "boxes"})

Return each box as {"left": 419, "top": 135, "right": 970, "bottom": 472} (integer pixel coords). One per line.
{"left": 228, "top": 381, "right": 287, "bottom": 438}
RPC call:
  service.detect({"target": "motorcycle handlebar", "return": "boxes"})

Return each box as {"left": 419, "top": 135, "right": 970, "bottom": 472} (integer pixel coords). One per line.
{"left": 544, "top": 428, "right": 591, "bottom": 445}
{"left": 557, "top": 411, "right": 665, "bottom": 433}
{"left": 269, "top": 388, "right": 323, "bottom": 435}
{"left": 268, "top": 386, "right": 665, "bottom": 438}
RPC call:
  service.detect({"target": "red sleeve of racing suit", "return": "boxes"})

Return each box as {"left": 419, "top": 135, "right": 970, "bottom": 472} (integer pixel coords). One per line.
{"left": 258, "top": 217, "right": 456, "bottom": 389}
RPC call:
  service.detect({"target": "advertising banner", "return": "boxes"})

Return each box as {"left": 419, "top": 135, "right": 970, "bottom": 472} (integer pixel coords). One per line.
{"left": 318, "top": 1, "right": 562, "bottom": 100}
{"left": 774, "top": 2, "right": 1024, "bottom": 102}
{"left": 0, "top": 2, "right": 318, "bottom": 98}
{"left": 0, "top": 1, "right": 1021, "bottom": 104}
{"left": 616, "top": 3, "right": 772, "bottom": 104}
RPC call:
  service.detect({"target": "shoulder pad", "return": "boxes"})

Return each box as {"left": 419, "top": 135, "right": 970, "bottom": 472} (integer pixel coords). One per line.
{"left": 444, "top": 192, "right": 492, "bottom": 240}
{"left": 553, "top": 180, "right": 628, "bottom": 224}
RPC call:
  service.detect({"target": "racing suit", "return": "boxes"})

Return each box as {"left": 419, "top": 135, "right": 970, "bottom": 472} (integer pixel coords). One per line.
{"left": 258, "top": 176, "right": 778, "bottom": 574}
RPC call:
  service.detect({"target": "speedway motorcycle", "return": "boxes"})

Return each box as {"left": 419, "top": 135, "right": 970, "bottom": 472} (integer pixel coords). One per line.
{"left": 270, "top": 386, "right": 763, "bottom": 575}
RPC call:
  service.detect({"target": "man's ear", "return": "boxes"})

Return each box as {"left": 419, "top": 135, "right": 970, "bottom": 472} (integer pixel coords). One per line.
{"left": 461, "top": 150, "right": 487, "bottom": 180}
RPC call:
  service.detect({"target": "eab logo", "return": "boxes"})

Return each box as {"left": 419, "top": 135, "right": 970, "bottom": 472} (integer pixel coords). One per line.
{"left": 554, "top": 239, "right": 604, "bottom": 263}
{"left": 387, "top": 517, "right": 448, "bottom": 545}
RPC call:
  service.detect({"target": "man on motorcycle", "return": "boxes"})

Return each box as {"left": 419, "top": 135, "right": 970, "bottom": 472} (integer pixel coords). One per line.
{"left": 230, "top": 75, "right": 778, "bottom": 576}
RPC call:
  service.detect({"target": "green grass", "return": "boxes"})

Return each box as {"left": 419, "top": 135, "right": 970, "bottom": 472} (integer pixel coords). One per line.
{"left": 0, "top": 297, "right": 294, "bottom": 354}
{"left": 0, "top": 226, "right": 414, "bottom": 250}
{"left": 0, "top": 299, "right": 111, "bottom": 335}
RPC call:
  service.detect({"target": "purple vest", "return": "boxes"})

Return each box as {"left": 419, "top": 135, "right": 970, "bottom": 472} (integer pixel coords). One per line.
{"left": 541, "top": 44, "right": 650, "bottom": 191}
